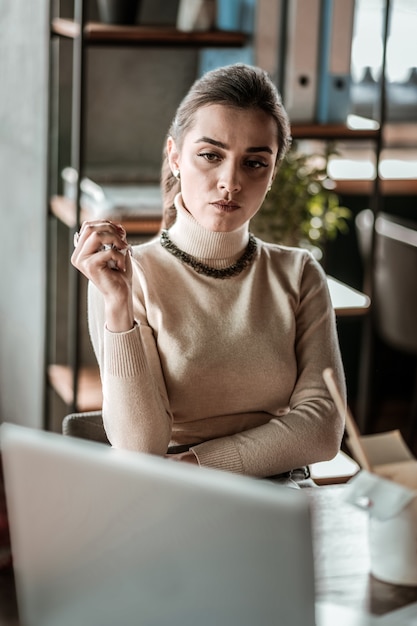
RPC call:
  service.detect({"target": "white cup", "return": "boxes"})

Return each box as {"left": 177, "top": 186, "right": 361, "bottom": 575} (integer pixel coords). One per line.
{"left": 369, "top": 496, "right": 417, "bottom": 586}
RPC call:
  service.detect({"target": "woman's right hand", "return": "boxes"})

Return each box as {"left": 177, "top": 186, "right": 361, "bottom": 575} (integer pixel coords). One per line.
{"left": 71, "top": 220, "right": 135, "bottom": 332}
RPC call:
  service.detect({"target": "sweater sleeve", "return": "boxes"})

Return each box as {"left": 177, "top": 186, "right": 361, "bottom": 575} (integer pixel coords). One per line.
{"left": 190, "top": 255, "right": 346, "bottom": 477}
{"left": 88, "top": 281, "right": 172, "bottom": 454}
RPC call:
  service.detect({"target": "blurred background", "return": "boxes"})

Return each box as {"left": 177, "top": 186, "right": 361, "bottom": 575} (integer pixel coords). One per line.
{"left": 1, "top": 0, "right": 416, "bottom": 452}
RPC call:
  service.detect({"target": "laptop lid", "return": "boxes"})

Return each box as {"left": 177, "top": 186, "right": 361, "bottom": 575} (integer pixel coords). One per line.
{"left": 1, "top": 423, "right": 316, "bottom": 626}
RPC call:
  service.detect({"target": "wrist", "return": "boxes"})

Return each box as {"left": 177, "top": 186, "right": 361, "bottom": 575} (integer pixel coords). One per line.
{"left": 105, "top": 301, "right": 134, "bottom": 333}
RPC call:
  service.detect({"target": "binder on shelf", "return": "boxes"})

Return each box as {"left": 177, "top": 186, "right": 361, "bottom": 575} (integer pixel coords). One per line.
{"left": 176, "top": 0, "right": 216, "bottom": 32}
{"left": 198, "top": 0, "right": 255, "bottom": 76}
{"left": 254, "top": 0, "right": 286, "bottom": 90}
{"left": 282, "top": 0, "right": 321, "bottom": 123}
{"left": 216, "top": 0, "right": 254, "bottom": 32}
{"left": 198, "top": 47, "right": 254, "bottom": 76}
{"left": 316, "top": 0, "right": 356, "bottom": 124}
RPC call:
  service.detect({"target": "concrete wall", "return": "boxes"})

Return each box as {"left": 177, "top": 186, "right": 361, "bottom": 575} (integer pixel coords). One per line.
{"left": 0, "top": 2, "right": 49, "bottom": 428}
{"left": 0, "top": 0, "right": 199, "bottom": 430}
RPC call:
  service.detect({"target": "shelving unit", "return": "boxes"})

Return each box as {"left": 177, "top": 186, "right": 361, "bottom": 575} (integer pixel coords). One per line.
{"left": 45, "top": 3, "right": 249, "bottom": 429}
{"left": 291, "top": 121, "right": 417, "bottom": 196}
{"left": 46, "top": 1, "right": 414, "bottom": 432}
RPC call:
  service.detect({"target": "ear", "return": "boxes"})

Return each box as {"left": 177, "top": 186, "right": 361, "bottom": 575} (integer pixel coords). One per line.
{"left": 167, "top": 136, "right": 180, "bottom": 174}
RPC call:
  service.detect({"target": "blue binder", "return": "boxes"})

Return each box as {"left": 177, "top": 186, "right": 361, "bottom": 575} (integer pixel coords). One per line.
{"left": 198, "top": 0, "right": 255, "bottom": 76}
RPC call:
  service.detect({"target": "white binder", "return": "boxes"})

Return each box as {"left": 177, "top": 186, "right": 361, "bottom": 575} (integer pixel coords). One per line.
{"left": 283, "top": 0, "right": 321, "bottom": 123}
{"left": 254, "top": 0, "right": 286, "bottom": 89}
{"left": 316, "top": 0, "right": 356, "bottom": 123}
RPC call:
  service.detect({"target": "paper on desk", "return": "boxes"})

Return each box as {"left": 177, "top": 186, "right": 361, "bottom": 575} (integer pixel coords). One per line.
{"left": 354, "top": 430, "right": 415, "bottom": 466}
{"left": 316, "top": 601, "right": 378, "bottom": 625}
{"left": 345, "top": 470, "right": 416, "bottom": 520}
{"left": 373, "top": 460, "right": 417, "bottom": 491}
{"left": 347, "top": 429, "right": 417, "bottom": 488}
{"left": 344, "top": 425, "right": 417, "bottom": 495}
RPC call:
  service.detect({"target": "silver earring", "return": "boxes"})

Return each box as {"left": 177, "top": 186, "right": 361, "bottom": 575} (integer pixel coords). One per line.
{"left": 173, "top": 169, "right": 180, "bottom": 180}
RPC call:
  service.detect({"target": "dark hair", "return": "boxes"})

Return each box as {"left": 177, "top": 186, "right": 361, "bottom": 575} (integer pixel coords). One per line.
{"left": 160, "top": 63, "right": 291, "bottom": 227}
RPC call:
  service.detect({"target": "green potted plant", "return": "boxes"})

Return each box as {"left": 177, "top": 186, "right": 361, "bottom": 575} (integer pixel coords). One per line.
{"left": 250, "top": 143, "right": 352, "bottom": 262}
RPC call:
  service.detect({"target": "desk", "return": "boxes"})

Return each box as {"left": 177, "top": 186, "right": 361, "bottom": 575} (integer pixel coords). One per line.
{"left": 327, "top": 276, "right": 371, "bottom": 317}
{"left": 307, "top": 485, "right": 417, "bottom": 620}
{"left": 1, "top": 485, "right": 416, "bottom": 625}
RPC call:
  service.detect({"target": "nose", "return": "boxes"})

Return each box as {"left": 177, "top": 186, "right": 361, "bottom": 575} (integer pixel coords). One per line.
{"left": 217, "top": 161, "right": 241, "bottom": 194}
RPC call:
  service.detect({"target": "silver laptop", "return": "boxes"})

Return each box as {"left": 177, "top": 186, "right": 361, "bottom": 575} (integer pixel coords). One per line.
{"left": 1, "top": 423, "right": 316, "bottom": 626}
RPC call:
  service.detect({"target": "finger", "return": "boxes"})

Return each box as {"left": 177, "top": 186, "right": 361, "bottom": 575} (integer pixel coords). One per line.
{"left": 78, "top": 219, "right": 125, "bottom": 241}
{"left": 88, "top": 221, "right": 127, "bottom": 247}
{"left": 71, "top": 223, "right": 130, "bottom": 277}
{"left": 99, "top": 243, "right": 132, "bottom": 272}
{"left": 75, "top": 221, "right": 128, "bottom": 255}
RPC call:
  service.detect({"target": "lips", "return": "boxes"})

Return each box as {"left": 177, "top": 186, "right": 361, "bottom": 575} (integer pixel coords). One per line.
{"left": 211, "top": 200, "right": 240, "bottom": 212}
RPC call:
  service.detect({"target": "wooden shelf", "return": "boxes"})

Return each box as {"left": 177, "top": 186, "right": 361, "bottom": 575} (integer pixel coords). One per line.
{"left": 51, "top": 18, "right": 247, "bottom": 47}
{"left": 50, "top": 195, "right": 162, "bottom": 235}
{"left": 48, "top": 364, "right": 102, "bottom": 412}
{"left": 334, "top": 178, "right": 417, "bottom": 196}
{"left": 291, "top": 124, "right": 379, "bottom": 141}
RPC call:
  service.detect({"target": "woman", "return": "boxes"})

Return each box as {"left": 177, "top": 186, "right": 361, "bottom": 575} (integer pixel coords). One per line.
{"left": 71, "top": 64, "right": 346, "bottom": 480}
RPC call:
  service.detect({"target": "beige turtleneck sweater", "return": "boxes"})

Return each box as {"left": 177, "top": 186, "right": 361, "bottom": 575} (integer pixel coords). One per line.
{"left": 88, "top": 194, "right": 346, "bottom": 477}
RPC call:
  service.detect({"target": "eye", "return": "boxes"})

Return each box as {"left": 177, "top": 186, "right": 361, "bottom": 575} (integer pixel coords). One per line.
{"left": 245, "top": 158, "right": 269, "bottom": 170}
{"left": 198, "top": 151, "right": 221, "bottom": 163}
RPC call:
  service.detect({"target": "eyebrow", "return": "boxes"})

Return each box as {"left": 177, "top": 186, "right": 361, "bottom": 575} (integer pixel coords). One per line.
{"left": 195, "top": 136, "right": 274, "bottom": 155}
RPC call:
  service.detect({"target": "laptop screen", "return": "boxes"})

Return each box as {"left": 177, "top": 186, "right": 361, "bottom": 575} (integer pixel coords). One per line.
{"left": 1, "top": 423, "right": 316, "bottom": 626}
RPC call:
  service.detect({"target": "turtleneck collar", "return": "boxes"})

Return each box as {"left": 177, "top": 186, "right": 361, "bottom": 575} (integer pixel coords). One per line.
{"left": 168, "top": 193, "right": 250, "bottom": 270}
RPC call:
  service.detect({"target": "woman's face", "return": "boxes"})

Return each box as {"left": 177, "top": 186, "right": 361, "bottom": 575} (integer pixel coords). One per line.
{"left": 167, "top": 104, "right": 279, "bottom": 232}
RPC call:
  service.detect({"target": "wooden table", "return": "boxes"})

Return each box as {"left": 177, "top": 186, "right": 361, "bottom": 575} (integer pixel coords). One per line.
{"left": 1, "top": 484, "right": 416, "bottom": 625}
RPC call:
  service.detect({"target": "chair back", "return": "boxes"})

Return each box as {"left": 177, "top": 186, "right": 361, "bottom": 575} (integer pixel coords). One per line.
{"left": 356, "top": 210, "right": 417, "bottom": 354}
{"left": 374, "top": 213, "right": 417, "bottom": 354}
{"left": 355, "top": 208, "right": 374, "bottom": 264}
{"left": 62, "top": 411, "right": 110, "bottom": 445}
